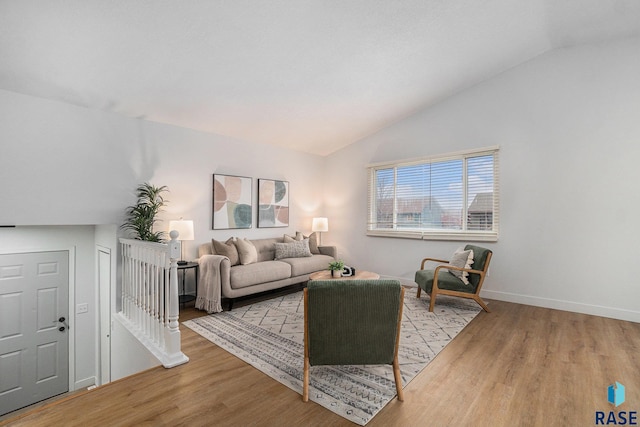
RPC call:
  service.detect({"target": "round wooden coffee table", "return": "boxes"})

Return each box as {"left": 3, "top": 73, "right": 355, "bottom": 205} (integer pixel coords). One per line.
{"left": 308, "top": 270, "right": 380, "bottom": 281}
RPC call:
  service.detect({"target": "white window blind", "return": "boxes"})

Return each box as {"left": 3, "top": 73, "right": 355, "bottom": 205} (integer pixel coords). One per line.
{"left": 367, "top": 146, "right": 499, "bottom": 241}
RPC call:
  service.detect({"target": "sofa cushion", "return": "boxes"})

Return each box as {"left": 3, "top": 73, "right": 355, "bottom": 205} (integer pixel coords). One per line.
{"left": 415, "top": 269, "right": 473, "bottom": 293}
{"left": 230, "top": 260, "right": 292, "bottom": 289}
{"left": 234, "top": 238, "right": 258, "bottom": 265}
{"left": 274, "top": 239, "right": 313, "bottom": 260}
{"left": 212, "top": 238, "right": 239, "bottom": 266}
{"left": 281, "top": 254, "right": 334, "bottom": 277}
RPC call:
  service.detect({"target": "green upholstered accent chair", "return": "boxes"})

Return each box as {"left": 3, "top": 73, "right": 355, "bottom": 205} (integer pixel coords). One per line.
{"left": 302, "top": 279, "right": 405, "bottom": 402}
{"left": 415, "top": 244, "right": 492, "bottom": 313}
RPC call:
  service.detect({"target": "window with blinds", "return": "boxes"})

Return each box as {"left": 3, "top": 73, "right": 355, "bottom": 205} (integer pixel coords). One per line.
{"left": 367, "top": 147, "right": 499, "bottom": 241}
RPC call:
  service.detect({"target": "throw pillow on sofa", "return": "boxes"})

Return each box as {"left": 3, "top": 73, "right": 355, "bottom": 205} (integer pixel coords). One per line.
{"left": 283, "top": 233, "right": 300, "bottom": 243}
{"left": 294, "top": 231, "right": 320, "bottom": 254}
{"left": 212, "top": 238, "right": 240, "bottom": 266}
{"left": 234, "top": 238, "right": 258, "bottom": 265}
{"left": 274, "top": 239, "right": 313, "bottom": 260}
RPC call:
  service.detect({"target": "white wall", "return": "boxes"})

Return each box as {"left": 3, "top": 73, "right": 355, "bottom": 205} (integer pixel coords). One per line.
{"left": 0, "top": 89, "right": 326, "bottom": 242}
{"left": 324, "top": 36, "right": 640, "bottom": 322}
{"left": 0, "top": 87, "right": 327, "bottom": 274}
{"left": 135, "top": 119, "right": 327, "bottom": 262}
{"left": 110, "top": 316, "right": 161, "bottom": 381}
{"left": 0, "top": 90, "right": 326, "bottom": 383}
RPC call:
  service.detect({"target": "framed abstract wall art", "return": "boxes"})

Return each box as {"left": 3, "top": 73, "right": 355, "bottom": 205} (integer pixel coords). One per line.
{"left": 212, "top": 174, "right": 253, "bottom": 229}
{"left": 258, "top": 179, "right": 289, "bottom": 228}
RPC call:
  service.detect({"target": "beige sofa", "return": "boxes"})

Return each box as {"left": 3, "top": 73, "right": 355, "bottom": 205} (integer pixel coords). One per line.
{"left": 196, "top": 236, "right": 336, "bottom": 312}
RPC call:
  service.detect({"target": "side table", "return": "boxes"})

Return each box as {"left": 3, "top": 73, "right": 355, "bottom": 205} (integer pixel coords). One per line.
{"left": 177, "top": 262, "right": 199, "bottom": 307}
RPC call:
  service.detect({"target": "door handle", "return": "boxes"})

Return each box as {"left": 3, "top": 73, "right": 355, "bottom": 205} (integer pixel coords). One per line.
{"left": 58, "top": 316, "right": 69, "bottom": 331}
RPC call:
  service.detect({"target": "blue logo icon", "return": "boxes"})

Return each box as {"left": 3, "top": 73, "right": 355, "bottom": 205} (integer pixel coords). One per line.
{"left": 608, "top": 382, "right": 626, "bottom": 407}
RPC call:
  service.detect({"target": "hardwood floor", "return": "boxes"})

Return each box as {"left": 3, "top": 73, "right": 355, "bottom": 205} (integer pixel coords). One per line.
{"left": 2, "top": 298, "right": 639, "bottom": 426}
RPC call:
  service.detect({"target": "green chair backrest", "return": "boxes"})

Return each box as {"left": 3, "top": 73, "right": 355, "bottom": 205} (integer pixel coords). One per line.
{"left": 463, "top": 244, "right": 492, "bottom": 289}
{"left": 306, "top": 279, "right": 402, "bottom": 366}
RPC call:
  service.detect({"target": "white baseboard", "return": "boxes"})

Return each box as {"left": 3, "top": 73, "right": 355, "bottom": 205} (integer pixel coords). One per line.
{"left": 480, "top": 290, "right": 640, "bottom": 323}
{"left": 377, "top": 276, "right": 639, "bottom": 323}
{"left": 378, "top": 274, "right": 418, "bottom": 288}
{"left": 74, "top": 376, "right": 96, "bottom": 390}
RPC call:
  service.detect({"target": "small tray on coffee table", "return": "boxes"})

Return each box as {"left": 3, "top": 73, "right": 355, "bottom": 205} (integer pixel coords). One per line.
{"left": 308, "top": 270, "right": 380, "bottom": 281}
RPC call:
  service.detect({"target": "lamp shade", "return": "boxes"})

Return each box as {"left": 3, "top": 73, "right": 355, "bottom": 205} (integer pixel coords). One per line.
{"left": 311, "top": 217, "right": 328, "bottom": 233}
{"left": 169, "top": 220, "right": 194, "bottom": 241}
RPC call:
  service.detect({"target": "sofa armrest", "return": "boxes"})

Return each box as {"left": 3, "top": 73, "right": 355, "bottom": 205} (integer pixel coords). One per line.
{"left": 318, "top": 245, "right": 337, "bottom": 259}
{"left": 198, "top": 242, "right": 214, "bottom": 258}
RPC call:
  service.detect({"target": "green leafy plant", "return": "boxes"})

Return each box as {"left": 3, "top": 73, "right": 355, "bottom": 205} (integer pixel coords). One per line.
{"left": 121, "top": 183, "right": 169, "bottom": 242}
{"left": 328, "top": 260, "right": 345, "bottom": 271}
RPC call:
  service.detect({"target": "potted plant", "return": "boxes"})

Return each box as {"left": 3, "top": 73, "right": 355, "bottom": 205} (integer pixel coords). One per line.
{"left": 121, "top": 183, "right": 169, "bottom": 242}
{"left": 328, "top": 260, "right": 345, "bottom": 278}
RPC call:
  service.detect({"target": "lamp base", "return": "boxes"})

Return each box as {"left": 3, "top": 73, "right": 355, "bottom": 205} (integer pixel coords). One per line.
{"left": 177, "top": 260, "right": 188, "bottom": 266}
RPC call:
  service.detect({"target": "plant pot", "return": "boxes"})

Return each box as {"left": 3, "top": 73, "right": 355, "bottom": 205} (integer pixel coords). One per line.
{"left": 331, "top": 269, "right": 342, "bottom": 278}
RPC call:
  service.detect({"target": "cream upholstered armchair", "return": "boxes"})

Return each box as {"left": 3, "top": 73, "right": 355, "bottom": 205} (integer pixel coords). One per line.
{"left": 302, "top": 279, "right": 405, "bottom": 402}
{"left": 415, "top": 244, "right": 492, "bottom": 312}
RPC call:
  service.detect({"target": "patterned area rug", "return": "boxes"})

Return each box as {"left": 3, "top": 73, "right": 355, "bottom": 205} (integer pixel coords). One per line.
{"left": 183, "top": 288, "right": 481, "bottom": 425}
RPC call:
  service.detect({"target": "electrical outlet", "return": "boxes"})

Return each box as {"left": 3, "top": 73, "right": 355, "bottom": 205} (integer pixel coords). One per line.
{"left": 77, "top": 303, "right": 88, "bottom": 314}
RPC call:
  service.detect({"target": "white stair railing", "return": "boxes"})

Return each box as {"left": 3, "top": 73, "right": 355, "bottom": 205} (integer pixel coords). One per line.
{"left": 118, "top": 231, "right": 189, "bottom": 368}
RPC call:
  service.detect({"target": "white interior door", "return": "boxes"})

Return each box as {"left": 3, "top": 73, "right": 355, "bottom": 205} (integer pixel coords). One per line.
{"left": 98, "top": 248, "right": 111, "bottom": 385}
{"left": 0, "top": 251, "right": 69, "bottom": 416}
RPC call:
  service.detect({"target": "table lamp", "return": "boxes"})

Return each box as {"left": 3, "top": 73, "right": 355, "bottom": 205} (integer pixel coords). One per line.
{"left": 311, "top": 217, "right": 328, "bottom": 245}
{"left": 169, "top": 219, "right": 194, "bottom": 265}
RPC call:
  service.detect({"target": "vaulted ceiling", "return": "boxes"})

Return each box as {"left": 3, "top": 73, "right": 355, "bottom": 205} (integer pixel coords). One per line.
{"left": 1, "top": 1, "right": 639, "bottom": 156}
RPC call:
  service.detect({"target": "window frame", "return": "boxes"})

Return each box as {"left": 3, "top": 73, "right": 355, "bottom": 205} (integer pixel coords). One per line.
{"left": 366, "top": 146, "right": 499, "bottom": 242}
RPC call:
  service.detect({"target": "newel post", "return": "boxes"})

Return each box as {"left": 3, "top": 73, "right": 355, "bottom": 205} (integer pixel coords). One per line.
{"left": 163, "top": 230, "right": 189, "bottom": 367}
{"left": 168, "top": 230, "right": 181, "bottom": 331}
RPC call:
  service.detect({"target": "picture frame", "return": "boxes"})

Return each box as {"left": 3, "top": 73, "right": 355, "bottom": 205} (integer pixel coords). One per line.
{"left": 258, "top": 179, "right": 289, "bottom": 228}
{"left": 212, "top": 174, "right": 253, "bottom": 229}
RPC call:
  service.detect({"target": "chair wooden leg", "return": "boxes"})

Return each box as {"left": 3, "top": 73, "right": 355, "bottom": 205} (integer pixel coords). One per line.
{"left": 416, "top": 287, "right": 421, "bottom": 298}
{"left": 428, "top": 289, "right": 437, "bottom": 312}
{"left": 302, "top": 357, "right": 310, "bottom": 402}
{"left": 393, "top": 358, "right": 404, "bottom": 401}
{"left": 474, "top": 296, "right": 491, "bottom": 313}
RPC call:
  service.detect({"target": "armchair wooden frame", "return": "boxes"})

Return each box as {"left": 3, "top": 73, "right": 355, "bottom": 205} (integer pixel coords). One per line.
{"left": 416, "top": 251, "right": 492, "bottom": 313}
{"left": 302, "top": 286, "right": 405, "bottom": 402}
